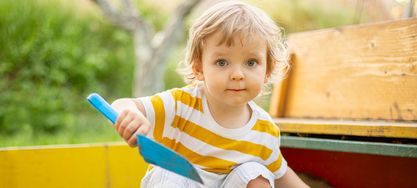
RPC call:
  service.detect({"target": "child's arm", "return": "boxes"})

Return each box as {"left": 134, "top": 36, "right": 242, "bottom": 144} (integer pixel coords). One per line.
{"left": 111, "top": 98, "right": 150, "bottom": 147}
{"left": 274, "top": 167, "right": 309, "bottom": 188}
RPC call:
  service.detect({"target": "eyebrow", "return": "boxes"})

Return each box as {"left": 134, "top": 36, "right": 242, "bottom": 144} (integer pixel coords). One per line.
{"left": 247, "top": 52, "right": 265, "bottom": 58}
{"left": 212, "top": 52, "right": 227, "bottom": 57}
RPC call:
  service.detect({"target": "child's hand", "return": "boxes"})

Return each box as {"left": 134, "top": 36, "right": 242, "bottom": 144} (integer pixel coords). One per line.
{"left": 114, "top": 109, "right": 150, "bottom": 147}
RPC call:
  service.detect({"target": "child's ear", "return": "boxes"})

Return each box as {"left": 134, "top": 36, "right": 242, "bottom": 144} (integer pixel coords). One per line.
{"left": 192, "top": 61, "right": 204, "bottom": 81}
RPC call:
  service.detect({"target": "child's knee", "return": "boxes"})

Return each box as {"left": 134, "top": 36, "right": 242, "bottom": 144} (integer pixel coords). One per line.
{"left": 222, "top": 162, "right": 274, "bottom": 188}
{"left": 141, "top": 166, "right": 200, "bottom": 188}
{"left": 247, "top": 175, "right": 271, "bottom": 188}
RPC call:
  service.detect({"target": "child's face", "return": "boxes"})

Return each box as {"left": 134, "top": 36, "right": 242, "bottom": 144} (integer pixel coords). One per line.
{"left": 196, "top": 32, "right": 268, "bottom": 107}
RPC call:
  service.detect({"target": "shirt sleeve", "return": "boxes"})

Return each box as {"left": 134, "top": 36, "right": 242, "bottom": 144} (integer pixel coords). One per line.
{"left": 137, "top": 89, "right": 176, "bottom": 141}
{"left": 261, "top": 114, "right": 288, "bottom": 179}
{"left": 272, "top": 134, "right": 288, "bottom": 179}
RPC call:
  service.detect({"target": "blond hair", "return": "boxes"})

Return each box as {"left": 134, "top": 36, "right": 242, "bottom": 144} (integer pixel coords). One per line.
{"left": 179, "top": 0, "right": 289, "bottom": 84}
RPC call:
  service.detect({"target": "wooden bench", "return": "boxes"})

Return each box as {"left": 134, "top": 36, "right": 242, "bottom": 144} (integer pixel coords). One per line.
{"left": 270, "top": 17, "right": 417, "bottom": 187}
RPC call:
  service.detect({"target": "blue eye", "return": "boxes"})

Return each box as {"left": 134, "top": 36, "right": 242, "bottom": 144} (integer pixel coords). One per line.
{"left": 216, "top": 59, "right": 228, "bottom": 67}
{"left": 246, "top": 59, "right": 257, "bottom": 67}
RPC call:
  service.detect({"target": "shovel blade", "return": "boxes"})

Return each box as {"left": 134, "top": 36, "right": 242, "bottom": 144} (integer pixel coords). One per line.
{"left": 138, "top": 135, "right": 203, "bottom": 184}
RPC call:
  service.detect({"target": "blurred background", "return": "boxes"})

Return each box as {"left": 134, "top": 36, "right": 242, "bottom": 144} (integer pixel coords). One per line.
{"left": 0, "top": 0, "right": 415, "bottom": 147}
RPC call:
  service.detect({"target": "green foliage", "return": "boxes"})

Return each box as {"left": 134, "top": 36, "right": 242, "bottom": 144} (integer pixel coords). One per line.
{"left": 163, "top": 45, "right": 186, "bottom": 90}
{"left": 0, "top": 113, "right": 121, "bottom": 147}
{"left": 135, "top": 0, "right": 169, "bottom": 32}
{"left": 252, "top": 0, "right": 358, "bottom": 33}
{"left": 0, "top": 0, "right": 134, "bottom": 136}
{"left": 164, "top": 61, "right": 186, "bottom": 90}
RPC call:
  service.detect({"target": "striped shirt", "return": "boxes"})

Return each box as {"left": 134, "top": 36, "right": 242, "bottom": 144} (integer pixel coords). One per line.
{"left": 138, "top": 84, "right": 287, "bottom": 179}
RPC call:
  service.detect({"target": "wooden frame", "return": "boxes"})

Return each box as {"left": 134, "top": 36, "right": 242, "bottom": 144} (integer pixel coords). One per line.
{"left": 270, "top": 18, "right": 417, "bottom": 138}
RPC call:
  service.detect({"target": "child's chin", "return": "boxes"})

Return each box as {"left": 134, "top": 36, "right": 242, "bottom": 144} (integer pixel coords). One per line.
{"left": 224, "top": 98, "right": 250, "bottom": 106}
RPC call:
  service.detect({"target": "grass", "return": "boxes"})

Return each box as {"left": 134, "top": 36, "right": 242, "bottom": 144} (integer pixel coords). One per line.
{"left": 0, "top": 112, "right": 122, "bottom": 148}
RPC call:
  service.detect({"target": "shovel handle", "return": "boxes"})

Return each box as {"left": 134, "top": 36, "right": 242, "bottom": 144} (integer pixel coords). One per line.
{"left": 87, "top": 93, "right": 118, "bottom": 124}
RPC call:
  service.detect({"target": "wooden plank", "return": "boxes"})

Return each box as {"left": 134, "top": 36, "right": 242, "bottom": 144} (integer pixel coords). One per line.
{"left": 107, "top": 144, "right": 148, "bottom": 188}
{"left": 269, "top": 79, "right": 282, "bottom": 117}
{"left": 269, "top": 53, "right": 294, "bottom": 118}
{"left": 274, "top": 18, "right": 417, "bottom": 121}
{"left": 275, "top": 118, "right": 417, "bottom": 138}
{"left": 281, "top": 136, "right": 417, "bottom": 158}
{"left": 269, "top": 72, "right": 289, "bottom": 117}
{"left": 0, "top": 143, "right": 148, "bottom": 188}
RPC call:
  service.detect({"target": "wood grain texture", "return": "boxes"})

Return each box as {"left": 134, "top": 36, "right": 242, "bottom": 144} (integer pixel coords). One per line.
{"left": 274, "top": 118, "right": 417, "bottom": 139}
{"left": 272, "top": 18, "right": 417, "bottom": 121}
{"left": 269, "top": 65, "right": 291, "bottom": 117}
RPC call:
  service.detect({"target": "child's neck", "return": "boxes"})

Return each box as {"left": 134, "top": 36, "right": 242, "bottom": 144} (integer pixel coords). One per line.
{"left": 205, "top": 96, "right": 252, "bottom": 129}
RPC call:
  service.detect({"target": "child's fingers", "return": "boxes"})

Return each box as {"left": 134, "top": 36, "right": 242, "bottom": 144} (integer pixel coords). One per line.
{"left": 127, "top": 121, "right": 150, "bottom": 147}
{"left": 127, "top": 132, "right": 138, "bottom": 147}
{"left": 114, "top": 109, "right": 149, "bottom": 147}
{"left": 137, "top": 121, "right": 150, "bottom": 135}
{"left": 122, "top": 119, "right": 140, "bottom": 140}
{"left": 115, "top": 110, "right": 128, "bottom": 130}
{"left": 117, "top": 112, "right": 135, "bottom": 137}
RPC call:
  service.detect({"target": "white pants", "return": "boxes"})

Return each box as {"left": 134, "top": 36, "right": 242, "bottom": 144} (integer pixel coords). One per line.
{"left": 140, "top": 162, "right": 275, "bottom": 188}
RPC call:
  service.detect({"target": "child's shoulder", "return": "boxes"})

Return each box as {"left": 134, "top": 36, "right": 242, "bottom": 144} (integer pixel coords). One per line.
{"left": 250, "top": 101, "right": 273, "bottom": 121}
{"left": 155, "top": 83, "right": 202, "bottom": 98}
{"left": 161, "top": 84, "right": 203, "bottom": 109}
{"left": 250, "top": 101, "right": 280, "bottom": 134}
{"left": 168, "top": 83, "right": 203, "bottom": 98}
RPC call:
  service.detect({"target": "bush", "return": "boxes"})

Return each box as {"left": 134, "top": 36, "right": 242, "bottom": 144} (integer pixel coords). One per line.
{"left": 0, "top": 0, "right": 134, "bottom": 135}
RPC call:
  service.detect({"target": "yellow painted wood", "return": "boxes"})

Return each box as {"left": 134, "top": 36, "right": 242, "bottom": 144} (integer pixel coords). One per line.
{"left": 272, "top": 18, "right": 417, "bottom": 121}
{"left": 107, "top": 144, "right": 148, "bottom": 188}
{"left": 0, "top": 143, "right": 148, "bottom": 188}
{"left": 275, "top": 118, "right": 417, "bottom": 139}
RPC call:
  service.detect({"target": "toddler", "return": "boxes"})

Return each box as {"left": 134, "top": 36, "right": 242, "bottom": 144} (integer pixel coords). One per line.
{"left": 111, "top": 1, "right": 308, "bottom": 187}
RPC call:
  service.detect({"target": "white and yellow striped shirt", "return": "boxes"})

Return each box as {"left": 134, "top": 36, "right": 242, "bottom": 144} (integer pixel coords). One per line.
{"left": 138, "top": 84, "right": 287, "bottom": 179}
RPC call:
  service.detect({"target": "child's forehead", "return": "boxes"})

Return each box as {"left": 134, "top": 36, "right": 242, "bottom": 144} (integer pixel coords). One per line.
{"left": 201, "top": 31, "right": 268, "bottom": 57}
{"left": 203, "top": 31, "right": 267, "bottom": 48}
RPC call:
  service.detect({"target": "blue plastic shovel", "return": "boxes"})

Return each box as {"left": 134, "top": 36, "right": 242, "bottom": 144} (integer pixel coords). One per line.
{"left": 87, "top": 93, "right": 203, "bottom": 184}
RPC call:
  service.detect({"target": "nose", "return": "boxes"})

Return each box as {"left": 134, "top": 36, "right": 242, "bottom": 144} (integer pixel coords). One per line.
{"left": 230, "top": 67, "right": 244, "bottom": 81}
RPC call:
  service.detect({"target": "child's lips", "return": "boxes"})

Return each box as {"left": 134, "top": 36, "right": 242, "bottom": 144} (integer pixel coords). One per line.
{"left": 227, "top": 88, "right": 246, "bottom": 92}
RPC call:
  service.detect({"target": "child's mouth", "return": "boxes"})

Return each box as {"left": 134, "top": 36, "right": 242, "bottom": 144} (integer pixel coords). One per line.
{"left": 227, "top": 89, "right": 246, "bottom": 92}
